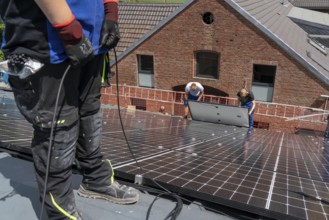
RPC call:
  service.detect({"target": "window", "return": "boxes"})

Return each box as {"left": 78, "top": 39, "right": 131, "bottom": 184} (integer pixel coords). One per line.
{"left": 203, "top": 12, "right": 214, "bottom": 24}
{"left": 131, "top": 98, "right": 146, "bottom": 111}
{"left": 252, "top": 64, "right": 276, "bottom": 102}
{"left": 195, "top": 52, "right": 219, "bottom": 79}
{"left": 137, "top": 55, "right": 154, "bottom": 88}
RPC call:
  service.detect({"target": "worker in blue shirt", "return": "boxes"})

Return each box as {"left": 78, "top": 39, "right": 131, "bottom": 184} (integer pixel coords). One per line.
{"left": 184, "top": 82, "right": 204, "bottom": 119}
{"left": 237, "top": 88, "right": 256, "bottom": 129}
{"left": 0, "top": 0, "right": 138, "bottom": 219}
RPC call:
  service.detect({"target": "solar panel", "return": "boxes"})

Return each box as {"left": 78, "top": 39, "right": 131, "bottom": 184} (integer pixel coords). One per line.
{"left": 1, "top": 98, "right": 329, "bottom": 219}
{"left": 117, "top": 149, "right": 329, "bottom": 220}
{"left": 188, "top": 101, "right": 249, "bottom": 127}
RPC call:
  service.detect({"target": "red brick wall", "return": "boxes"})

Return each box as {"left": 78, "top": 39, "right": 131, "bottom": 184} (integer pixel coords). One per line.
{"left": 112, "top": 0, "right": 329, "bottom": 109}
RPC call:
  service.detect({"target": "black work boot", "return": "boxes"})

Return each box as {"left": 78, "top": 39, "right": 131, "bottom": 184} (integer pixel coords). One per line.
{"left": 77, "top": 181, "right": 139, "bottom": 204}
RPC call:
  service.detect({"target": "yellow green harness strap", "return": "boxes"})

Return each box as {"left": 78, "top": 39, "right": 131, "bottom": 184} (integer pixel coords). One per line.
{"left": 101, "top": 53, "right": 109, "bottom": 85}
{"left": 49, "top": 192, "right": 77, "bottom": 220}
{"left": 103, "top": 159, "right": 114, "bottom": 184}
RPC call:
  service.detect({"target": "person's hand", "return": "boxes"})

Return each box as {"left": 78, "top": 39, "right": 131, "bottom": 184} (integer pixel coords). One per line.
{"left": 54, "top": 16, "right": 94, "bottom": 66}
{"left": 100, "top": 1, "right": 120, "bottom": 49}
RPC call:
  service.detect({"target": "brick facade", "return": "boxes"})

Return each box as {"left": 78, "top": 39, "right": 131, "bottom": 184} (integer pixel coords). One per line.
{"left": 112, "top": 0, "right": 329, "bottom": 109}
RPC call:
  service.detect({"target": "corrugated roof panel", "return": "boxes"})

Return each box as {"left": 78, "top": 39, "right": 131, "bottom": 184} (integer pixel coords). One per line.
{"left": 289, "top": 0, "right": 329, "bottom": 9}
{"left": 116, "top": 3, "right": 181, "bottom": 55}
{"left": 288, "top": 7, "right": 329, "bottom": 27}
{"left": 228, "top": 0, "right": 329, "bottom": 85}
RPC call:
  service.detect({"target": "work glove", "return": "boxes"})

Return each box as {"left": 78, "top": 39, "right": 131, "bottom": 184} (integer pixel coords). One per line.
{"left": 54, "top": 16, "right": 94, "bottom": 66}
{"left": 100, "top": 1, "right": 120, "bottom": 49}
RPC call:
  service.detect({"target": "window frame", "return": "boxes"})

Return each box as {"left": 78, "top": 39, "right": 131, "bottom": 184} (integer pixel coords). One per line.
{"left": 252, "top": 64, "right": 277, "bottom": 102}
{"left": 137, "top": 55, "right": 154, "bottom": 75}
{"left": 195, "top": 51, "right": 219, "bottom": 79}
{"left": 137, "top": 54, "right": 155, "bottom": 88}
{"left": 252, "top": 64, "right": 276, "bottom": 86}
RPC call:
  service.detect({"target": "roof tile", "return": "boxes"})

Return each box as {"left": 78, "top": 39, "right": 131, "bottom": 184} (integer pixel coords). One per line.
{"left": 116, "top": 3, "right": 181, "bottom": 56}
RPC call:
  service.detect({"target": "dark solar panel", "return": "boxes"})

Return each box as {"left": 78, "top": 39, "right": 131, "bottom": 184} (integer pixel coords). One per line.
{"left": 117, "top": 149, "right": 329, "bottom": 220}
{"left": 298, "top": 23, "right": 329, "bottom": 35}
{"left": 1, "top": 99, "right": 329, "bottom": 219}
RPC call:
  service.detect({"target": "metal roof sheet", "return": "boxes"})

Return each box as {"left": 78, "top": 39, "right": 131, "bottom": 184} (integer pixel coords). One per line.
{"left": 288, "top": 6, "right": 329, "bottom": 28}
{"left": 225, "top": 0, "right": 329, "bottom": 84}
{"left": 289, "top": 0, "right": 329, "bottom": 9}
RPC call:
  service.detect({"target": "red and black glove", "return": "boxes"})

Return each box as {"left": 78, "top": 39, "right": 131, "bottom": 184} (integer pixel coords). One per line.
{"left": 53, "top": 15, "right": 94, "bottom": 66}
{"left": 100, "top": 0, "right": 120, "bottom": 49}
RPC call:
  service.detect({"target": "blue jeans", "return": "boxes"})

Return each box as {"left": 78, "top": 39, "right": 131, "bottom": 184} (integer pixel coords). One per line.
{"left": 183, "top": 94, "right": 199, "bottom": 106}
{"left": 3, "top": 73, "right": 9, "bottom": 84}
{"left": 242, "top": 102, "right": 254, "bottom": 128}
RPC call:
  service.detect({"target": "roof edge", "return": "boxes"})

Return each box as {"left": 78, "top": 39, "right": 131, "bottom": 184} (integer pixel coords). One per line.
{"left": 224, "top": 0, "right": 329, "bottom": 86}
{"left": 110, "top": 0, "right": 195, "bottom": 66}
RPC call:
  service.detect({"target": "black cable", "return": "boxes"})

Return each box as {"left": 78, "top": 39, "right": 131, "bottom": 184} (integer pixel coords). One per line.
{"left": 112, "top": 49, "right": 241, "bottom": 220}
{"left": 38, "top": 46, "right": 239, "bottom": 220}
{"left": 112, "top": 49, "right": 239, "bottom": 220}
{"left": 38, "top": 45, "right": 105, "bottom": 220}
{"left": 39, "top": 64, "right": 72, "bottom": 220}
{"left": 113, "top": 48, "right": 183, "bottom": 220}
{"left": 146, "top": 193, "right": 183, "bottom": 220}
{"left": 127, "top": 180, "right": 239, "bottom": 219}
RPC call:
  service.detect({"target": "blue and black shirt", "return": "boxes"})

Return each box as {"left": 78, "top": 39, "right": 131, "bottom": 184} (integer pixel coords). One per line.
{"left": 0, "top": 0, "right": 108, "bottom": 64}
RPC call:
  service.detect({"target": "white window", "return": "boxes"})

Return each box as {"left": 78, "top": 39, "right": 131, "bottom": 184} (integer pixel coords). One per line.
{"left": 252, "top": 64, "right": 276, "bottom": 102}
{"left": 137, "top": 55, "right": 154, "bottom": 88}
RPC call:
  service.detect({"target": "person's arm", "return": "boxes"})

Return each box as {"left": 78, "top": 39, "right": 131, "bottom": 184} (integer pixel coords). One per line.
{"left": 249, "top": 100, "right": 256, "bottom": 115}
{"left": 184, "top": 92, "right": 188, "bottom": 101}
{"left": 184, "top": 85, "right": 190, "bottom": 101}
{"left": 237, "top": 92, "right": 241, "bottom": 106}
{"left": 197, "top": 84, "right": 204, "bottom": 101}
{"left": 197, "top": 91, "right": 204, "bottom": 102}
{"left": 34, "top": 0, "right": 94, "bottom": 66}
{"left": 101, "top": 0, "right": 120, "bottom": 49}
{"left": 34, "top": 0, "right": 72, "bottom": 25}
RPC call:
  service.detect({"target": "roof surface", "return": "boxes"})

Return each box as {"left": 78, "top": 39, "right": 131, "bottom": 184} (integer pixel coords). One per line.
{"left": 117, "top": 3, "right": 181, "bottom": 55}
{"left": 227, "top": 0, "right": 329, "bottom": 84}
{"left": 289, "top": 0, "right": 329, "bottom": 9}
{"left": 0, "top": 152, "right": 230, "bottom": 220}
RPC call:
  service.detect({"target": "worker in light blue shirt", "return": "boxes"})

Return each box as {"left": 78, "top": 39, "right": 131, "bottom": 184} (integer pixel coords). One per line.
{"left": 184, "top": 82, "right": 204, "bottom": 119}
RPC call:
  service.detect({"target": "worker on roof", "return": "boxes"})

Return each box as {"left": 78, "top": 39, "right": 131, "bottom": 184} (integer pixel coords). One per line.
{"left": 184, "top": 82, "right": 204, "bottom": 119}
{"left": 237, "top": 88, "right": 256, "bottom": 129}
{"left": 0, "top": 0, "right": 138, "bottom": 219}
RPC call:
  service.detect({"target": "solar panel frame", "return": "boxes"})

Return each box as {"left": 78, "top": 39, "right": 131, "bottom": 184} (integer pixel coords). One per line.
{"left": 188, "top": 101, "right": 249, "bottom": 127}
